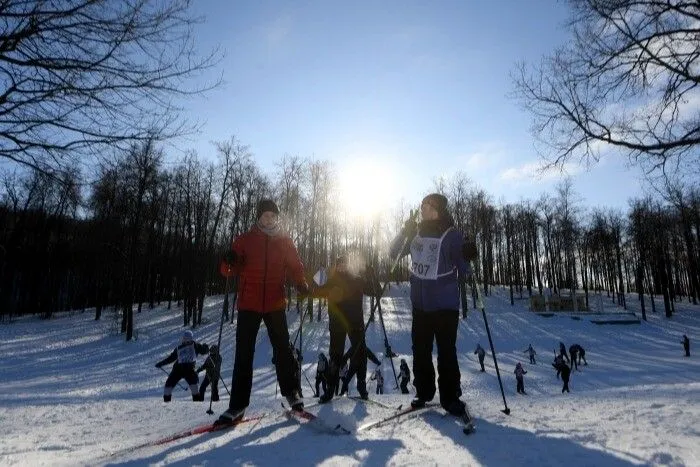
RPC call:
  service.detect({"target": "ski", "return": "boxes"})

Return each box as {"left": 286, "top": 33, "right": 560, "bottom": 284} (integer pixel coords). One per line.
{"left": 106, "top": 413, "right": 265, "bottom": 458}
{"left": 281, "top": 402, "right": 352, "bottom": 435}
{"left": 356, "top": 402, "right": 439, "bottom": 432}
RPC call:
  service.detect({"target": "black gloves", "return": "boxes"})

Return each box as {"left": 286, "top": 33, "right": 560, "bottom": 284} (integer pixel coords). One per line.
{"left": 463, "top": 239, "right": 478, "bottom": 261}
{"left": 223, "top": 250, "right": 238, "bottom": 266}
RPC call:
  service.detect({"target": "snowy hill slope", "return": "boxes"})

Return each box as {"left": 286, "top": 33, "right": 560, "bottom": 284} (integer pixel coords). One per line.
{"left": 1, "top": 284, "right": 698, "bottom": 466}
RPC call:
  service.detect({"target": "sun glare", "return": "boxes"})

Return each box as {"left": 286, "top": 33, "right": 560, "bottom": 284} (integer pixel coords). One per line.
{"left": 337, "top": 159, "right": 396, "bottom": 219}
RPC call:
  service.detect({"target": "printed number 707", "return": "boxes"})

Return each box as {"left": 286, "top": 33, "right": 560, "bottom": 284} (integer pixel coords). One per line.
{"left": 412, "top": 262, "right": 430, "bottom": 275}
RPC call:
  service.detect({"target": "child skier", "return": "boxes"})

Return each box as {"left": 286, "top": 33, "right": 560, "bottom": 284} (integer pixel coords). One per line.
{"left": 197, "top": 344, "right": 222, "bottom": 402}
{"left": 514, "top": 362, "right": 527, "bottom": 395}
{"left": 338, "top": 361, "right": 350, "bottom": 396}
{"left": 474, "top": 343, "right": 486, "bottom": 372}
{"left": 315, "top": 353, "right": 329, "bottom": 398}
{"left": 682, "top": 335, "right": 690, "bottom": 357}
{"left": 569, "top": 344, "right": 579, "bottom": 371}
{"left": 559, "top": 341, "right": 570, "bottom": 363}
{"left": 570, "top": 343, "right": 587, "bottom": 365}
{"left": 370, "top": 366, "right": 384, "bottom": 394}
{"left": 560, "top": 361, "right": 571, "bottom": 393}
{"left": 524, "top": 344, "right": 536, "bottom": 364}
{"left": 155, "top": 330, "right": 209, "bottom": 402}
{"left": 552, "top": 354, "right": 564, "bottom": 379}
{"left": 399, "top": 359, "right": 411, "bottom": 394}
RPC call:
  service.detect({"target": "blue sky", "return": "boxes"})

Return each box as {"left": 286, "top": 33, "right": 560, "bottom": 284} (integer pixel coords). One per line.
{"left": 178, "top": 0, "right": 649, "bottom": 212}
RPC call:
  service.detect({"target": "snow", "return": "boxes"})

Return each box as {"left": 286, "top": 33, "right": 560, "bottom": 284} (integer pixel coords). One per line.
{"left": 1, "top": 284, "right": 698, "bottom": 466}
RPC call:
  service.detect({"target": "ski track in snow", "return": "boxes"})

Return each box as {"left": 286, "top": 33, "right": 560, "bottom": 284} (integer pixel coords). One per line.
{"left": 0, "top": 284, "right": 698, "bottom": 466}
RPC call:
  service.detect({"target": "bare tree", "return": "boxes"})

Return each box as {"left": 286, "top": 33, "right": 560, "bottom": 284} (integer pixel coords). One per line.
{"left": 513, "top": 0, "right": 700, "bottom": 175}
{"left": 0, "top": 0, "right": 220, "bottom": 175}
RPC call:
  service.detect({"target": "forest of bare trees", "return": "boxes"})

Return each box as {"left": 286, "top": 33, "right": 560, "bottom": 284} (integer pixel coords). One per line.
{"left": 1, "top": 132, "right": 698, "bottom": 339}
{"left": 1, "top": 1, "right": 698, "bottom": 340}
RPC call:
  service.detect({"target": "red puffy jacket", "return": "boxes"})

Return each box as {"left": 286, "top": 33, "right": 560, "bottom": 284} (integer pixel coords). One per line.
{"left": 229, "top": 225, "right": 307, "bottom": 313}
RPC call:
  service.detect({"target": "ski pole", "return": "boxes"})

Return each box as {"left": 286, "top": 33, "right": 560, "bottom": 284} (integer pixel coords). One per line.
{"left": 158, "top": 366, "right": 188, "bottom": 391}
{"left": 207, "top": 273, "right": 232, "bottom": 415}
{"left": 218, "top": 373, "right": 231, "bottom": 396}
{"left": 302, "top": 367, "right": 315, "bottom": 395}
{"left": 376, "top": 300, "right": 400, "bottom": 390}
{"left": 471, "top": 261, "right": 511, "bottom": 415}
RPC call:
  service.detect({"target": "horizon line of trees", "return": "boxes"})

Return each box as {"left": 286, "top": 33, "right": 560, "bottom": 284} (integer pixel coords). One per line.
{"left": 1, "top": 136, "right": 698, "bottom": 339}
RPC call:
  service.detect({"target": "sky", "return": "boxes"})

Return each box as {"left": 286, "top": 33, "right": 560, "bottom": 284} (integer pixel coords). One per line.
{"left": 175, "top": 0, "right": 650, "bottom": 212}
{"left": 2, "top": 284, "right": 698, "bottom": 465}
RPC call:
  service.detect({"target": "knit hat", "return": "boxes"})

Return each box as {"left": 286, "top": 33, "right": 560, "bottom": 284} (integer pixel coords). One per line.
{"left": 421, "top": 193, "right": 449, "bottom": 218}
{"left": 256, "top": 199, "right": 279, "bottom": 219}
{"left": 182, "top": 330, "right": 194, "bottom": 342}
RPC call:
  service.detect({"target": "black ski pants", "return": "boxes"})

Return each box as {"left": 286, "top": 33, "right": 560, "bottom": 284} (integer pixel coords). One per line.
{"left": 570, "top": 351, "right": 578, "bottom": 370}
{"left": 411, "top": 308, "right": 461, "bottom": 409}
{"left": 561, "top": 371, "right": 571, "bottom": 393}
{"left": 229, "top": 309, "right": 299, "bottom": 411}
{"left": 516, "top": 376, "right": 525, "bottom": 393}
{"left": 315, "top": 375, "right": 327, "bottom": 397}
{"left": 199, "top": 373, "right": 219, "bottom": 400}
{"left": 329, "top": 316, "right": 368, "bottom": 395}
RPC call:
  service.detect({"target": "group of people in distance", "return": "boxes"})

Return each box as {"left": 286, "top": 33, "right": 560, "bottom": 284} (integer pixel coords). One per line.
{"left": 154, "top": 194, "right": 692, "bottom": 427}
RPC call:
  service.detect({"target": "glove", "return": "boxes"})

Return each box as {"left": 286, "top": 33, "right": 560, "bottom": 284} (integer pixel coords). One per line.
{"left": 403, "top": 218, "right": 418, "bottom": 238}
{"left": 223, "top": 250, "right": 238, "bottom": 266}
{"left": 463, "top": 239, "right": 478, "bottom": 261}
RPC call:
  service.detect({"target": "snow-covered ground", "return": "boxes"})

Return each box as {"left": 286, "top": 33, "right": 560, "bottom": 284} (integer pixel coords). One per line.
{"left": 1, "top": 284, "right": 698, "bottom": 466}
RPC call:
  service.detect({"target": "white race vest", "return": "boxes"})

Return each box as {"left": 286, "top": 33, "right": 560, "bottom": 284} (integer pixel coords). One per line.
{"left": 409, "top": 228, "right": 454, "bottom": 280}
{"left": 177, "top": 342, "right": 196, "bottom": 364}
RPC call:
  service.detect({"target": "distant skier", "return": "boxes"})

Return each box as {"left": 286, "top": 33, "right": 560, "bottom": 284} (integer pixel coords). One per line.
{"left": 370, "top": 367, "right": 384, "bottom": 394}
{"left": 569, "top": 345, "right": 579, "bottom": 371}
{"left": 682, "top": 335, "right": 690, "bottom": 357}
{"left": 197, "top": 344, "right": 222, "bottom": 402}
{"left": 559, "top": 341, "right": 570, "bottom": 363}
{"left": 514, "top": 362, "right": 527, "bottom": 395}
{"left": 524, "top": 344, "right": 536, "bottom": 364}
{"left": 155, "top": 330, "right": 209, "bottom": 402}
{"left": 474, "top": 343, "right": 486, "bottom": 372}
{"left": 552, "top": 354, "right": 564, "bottom": 379}
{"left": 399, "top": 359, "right": 411, "bottom": 394}
{"left": 570, "top": 343, "right": 586, "bottom": 366}
{"left": 560, "top": 361, "right": 571, "bottom": 393}
{"left": 315, "top": 353, "right": 329, "bottom": 398}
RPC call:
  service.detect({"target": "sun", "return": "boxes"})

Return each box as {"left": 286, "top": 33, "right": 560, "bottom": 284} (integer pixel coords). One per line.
{"left": 337, "top": 158, "right": 396, "bottom": 219}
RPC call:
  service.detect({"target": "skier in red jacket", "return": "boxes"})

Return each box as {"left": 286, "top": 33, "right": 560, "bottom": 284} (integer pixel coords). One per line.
{"left": 215, "top": 199, "right": 309, "bottom": 426}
